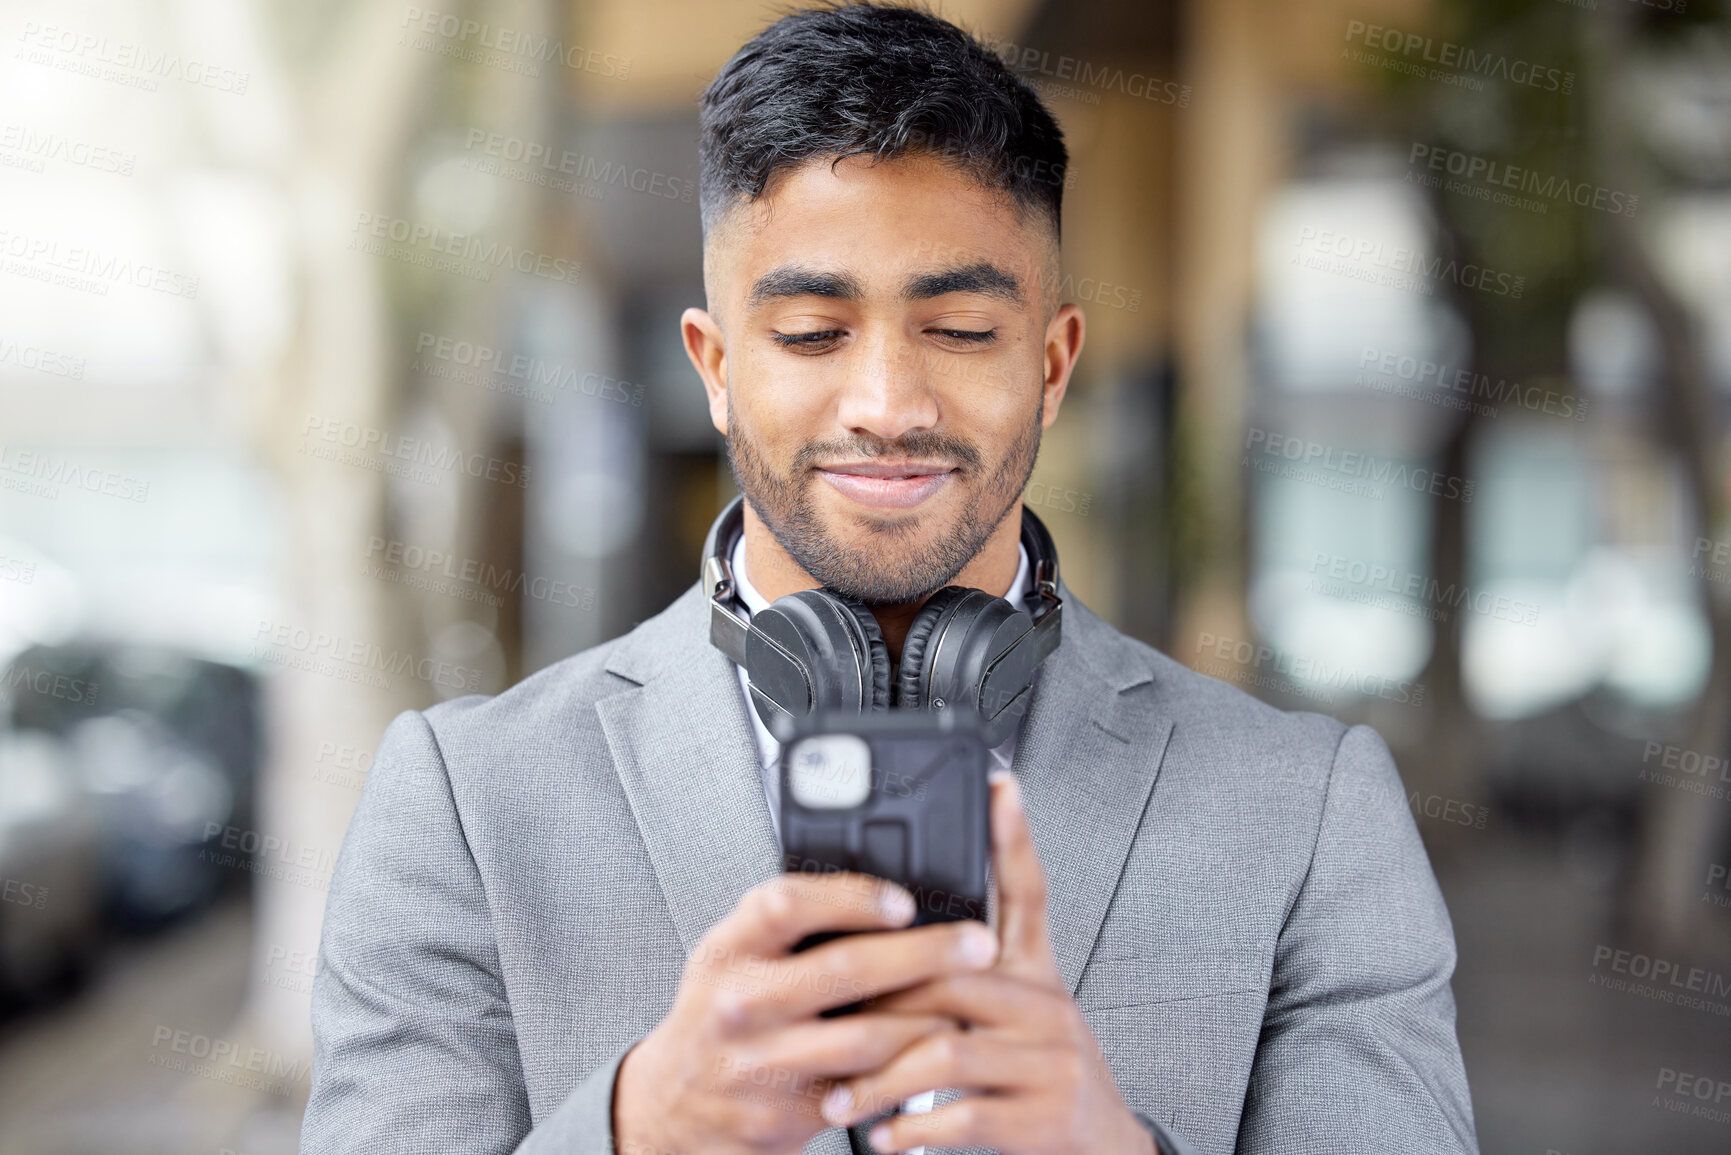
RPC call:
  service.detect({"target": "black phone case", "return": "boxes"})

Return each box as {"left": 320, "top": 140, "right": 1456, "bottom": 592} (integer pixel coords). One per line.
{"left": 779, "top": 709, "right": 991, "bottom": 951}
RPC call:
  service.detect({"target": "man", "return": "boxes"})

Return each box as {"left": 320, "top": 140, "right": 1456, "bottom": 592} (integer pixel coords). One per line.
{"left": 301, "top": 5, "right": 1478, "bottom": 1154}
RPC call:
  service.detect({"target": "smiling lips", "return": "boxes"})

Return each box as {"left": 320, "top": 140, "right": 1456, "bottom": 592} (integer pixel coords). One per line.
{"left": 816, "top": 460, "right": 957, "bottom": 509}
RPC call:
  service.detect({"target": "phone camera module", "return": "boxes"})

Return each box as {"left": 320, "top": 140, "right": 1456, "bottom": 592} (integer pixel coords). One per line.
{"left": 788, "top": 734, "right": 872, "bottom": 809}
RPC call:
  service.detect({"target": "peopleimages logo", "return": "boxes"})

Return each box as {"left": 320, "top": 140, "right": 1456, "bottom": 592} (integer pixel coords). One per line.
{"left": 1192, "top": 631, "right": 1426, "bottom": 707}
{"left": 1243, "top": 428, "right": 1474, "bottom": 503}
{"left": 0, "top": 446, "right": 150, "bottom": 502}
{"left": 1654, "top": 1066, "right": 1731, "bottom": 1126}
{"left": 0, "top": 334, "right": 86, "bottom": 379}
{"left": 1293, "top": 226, "right": 1525, "bottom": 300}
{"left": 0, "top": 554, "right": 37, "bottom": 584}
{"left": 0, "top": 123, "right": 136, "bottom": 177}
{"left": 0, "top": 227, "right": 200, "bottom": 299}
{"left": 363, "top": 535, "right": 598, "bottom": 612}
{"left": 1357, "top": 346, "right": 1587, "bottom": 422}
{"left": 1306, "top": 551, "right": 1540, "bottom": 627}
{"left": 413, "top": 332, "right": 642, "bottom": 406}
{"left": 1589, "top": 944, "right": 1731, "bottom": 1016}
{"left": 1638, "top": 740, "right": 1731, "bottom": 802}
{"left": 4, "top": 663, "right": 99, "bottom": 706}
{"left": 149, "top": 1025, "right": 309, "bottom": 1094}
{"left": 298, "top": 415, "right": 530, "bottom": 489}
{"left": 1343, "top": 19, "right": 1575, "bottom": 94}
{"left": 311, "top": 741, "right": 372, "bottom": 792}
{"left": 1691, "top": 537, "right": 1731, "bottom": 589}
{"left": 15, "top": 21, "right": 251, "bottom": 94}
{"left": 251, "top": 617, "right": 485, "bottom": 692}
{"left": 399, "top": 7, "right": 630, "bottom": 78}
{"left": 1, "top": 876, "right": 48, "bottom": 910}
{"left": 1706, "top": 863, "right": 1731, "bottom": 909}
{"left": 1408, "top": 143, "right": 1637, "bottom": 217}
{"left": 981, "top": 36, "right": 1191, "bottom": 107}
{"left": 461, "top": 130, "right": 694, "bottom": 203}
{"left": 350, "top": 211, "right": 582, "bottom": 285}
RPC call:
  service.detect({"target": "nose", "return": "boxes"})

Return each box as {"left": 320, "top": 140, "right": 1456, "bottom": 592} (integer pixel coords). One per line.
{"left": 832, "top": 330, "right": 940, "bottom": 441}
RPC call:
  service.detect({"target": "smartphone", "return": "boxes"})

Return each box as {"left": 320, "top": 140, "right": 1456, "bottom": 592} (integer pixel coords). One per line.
{"left": 778, "top": 708, "right": 992, "bottom": 956}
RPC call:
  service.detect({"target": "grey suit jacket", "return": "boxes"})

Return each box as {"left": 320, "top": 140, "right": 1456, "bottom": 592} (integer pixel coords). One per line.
{"left": 301, "top": 581, "right": 1478, "bottom": 1155}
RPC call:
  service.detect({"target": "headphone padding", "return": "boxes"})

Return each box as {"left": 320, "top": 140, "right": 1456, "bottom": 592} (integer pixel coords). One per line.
{"left": 827, "top": 592, "right": 893, "bottom": 711}
{"left": 896, "top": 586, "right": 973, "bottom": 709}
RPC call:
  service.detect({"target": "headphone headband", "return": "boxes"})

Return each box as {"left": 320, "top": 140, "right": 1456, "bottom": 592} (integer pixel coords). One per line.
{"left": 703, "top": 495, "right": 1062, "bottom": 660}
{"left": 702, "top": 495, "right": 1063, "bottom": 744}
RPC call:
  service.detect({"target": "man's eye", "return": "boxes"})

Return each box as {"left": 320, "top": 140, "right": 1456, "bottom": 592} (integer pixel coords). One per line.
{"left": 770, "top": 330, "right": 844, "bottom": 348}
{"left": 931, "top": 328, "right": 997, "bottom": 343}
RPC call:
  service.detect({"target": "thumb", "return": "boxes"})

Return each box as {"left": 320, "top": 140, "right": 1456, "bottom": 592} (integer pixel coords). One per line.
{"left": 989, "top": 772, "right": 1061, "bottom": 986}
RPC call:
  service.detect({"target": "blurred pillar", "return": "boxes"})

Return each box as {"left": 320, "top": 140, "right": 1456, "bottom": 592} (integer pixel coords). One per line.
{"left": 1169, "top": 0, "right": 1284, "bottom": 660}
{"left": 241, "top": 0, "right": 439, "bottom": 1070}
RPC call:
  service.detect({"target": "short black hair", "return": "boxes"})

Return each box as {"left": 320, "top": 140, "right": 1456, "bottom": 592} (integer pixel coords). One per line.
{"left": 698, "top": 2, "right": 1067, "bottom": 240}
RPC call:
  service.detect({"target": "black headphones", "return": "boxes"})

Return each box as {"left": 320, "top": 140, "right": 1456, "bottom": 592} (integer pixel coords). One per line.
{"left": 702, "top": 495, "right": 1063, "bottom": 747}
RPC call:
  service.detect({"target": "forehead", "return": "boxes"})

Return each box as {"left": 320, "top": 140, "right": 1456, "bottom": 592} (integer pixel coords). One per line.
{"left": 708, "top": 153, "right": 1053, "bottom": 298}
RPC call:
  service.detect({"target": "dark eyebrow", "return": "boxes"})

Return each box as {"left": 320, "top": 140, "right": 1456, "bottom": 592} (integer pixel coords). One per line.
{"left": 746, "top": 266, "right": 863, "bottom": 309}
{"left": 903, "top": 261, "right": 1022, "bottom": 305}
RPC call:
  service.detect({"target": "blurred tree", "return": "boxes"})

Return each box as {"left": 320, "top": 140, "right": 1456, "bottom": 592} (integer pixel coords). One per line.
{"left": 242, "top": 0, "right": 458, "bottom": 1071}
{"left": 1580, "top": 0, "right": 1731, "bottom": 951}
{"left": 1397, "top": 0, "right": 1730, "bottom": 946}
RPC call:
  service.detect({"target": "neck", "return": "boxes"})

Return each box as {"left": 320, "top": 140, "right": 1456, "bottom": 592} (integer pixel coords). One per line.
{"left": 740, "top": 502, "right": 1025, "bottom": 664}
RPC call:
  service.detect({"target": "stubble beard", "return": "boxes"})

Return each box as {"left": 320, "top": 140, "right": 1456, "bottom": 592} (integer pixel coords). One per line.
{"left": 725, "top": 393, "right": 1043, "bottom": 606}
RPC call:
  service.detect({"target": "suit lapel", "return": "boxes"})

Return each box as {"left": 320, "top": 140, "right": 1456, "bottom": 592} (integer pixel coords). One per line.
{"left": 1009, "top": 593, "right": 1175, "bottom": 995}
{"left": 597, "top": 585, "right": 782, "bottom": 953}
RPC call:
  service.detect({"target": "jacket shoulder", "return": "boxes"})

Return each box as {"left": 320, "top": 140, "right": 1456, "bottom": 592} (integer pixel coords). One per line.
{"left": 416, "top": 634, "right": 627, "bottom": 748}
{"left": 1070, "top": 598, "right": 1351, "bottom": 788}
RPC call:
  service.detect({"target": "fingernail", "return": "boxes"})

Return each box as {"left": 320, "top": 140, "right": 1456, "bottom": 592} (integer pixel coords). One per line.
{"left": 821, "top": 1083, "right": 852, "bottom": 1124}
{"left": 868, "top": 1123, "right": 893, "bottom": 1151}
{"left": 1001, "top": 775, "right": 1023, "bottom": 809}
{"left": 879, "top": 884, "right": 915, "bottom": 924}
{"left": 960, "top": 922, "right": 998, "bottom": 967}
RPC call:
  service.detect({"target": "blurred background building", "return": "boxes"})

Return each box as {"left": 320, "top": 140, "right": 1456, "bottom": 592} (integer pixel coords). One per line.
{"left": 1, "top": 0, "right": 1729, "bottom": 1150}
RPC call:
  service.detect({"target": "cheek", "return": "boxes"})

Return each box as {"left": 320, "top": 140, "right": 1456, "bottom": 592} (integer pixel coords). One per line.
{"left": 945, "top": 341, "right": 1041, "bottom": 411}
{"left": 730, "top": 355, "right": 828, "bottom": 448}
{"left": 949, "top": 386, "right": 1038, "bottom": 447}
{"left": 735, "top": 344, "right": 827, "bottom": 410}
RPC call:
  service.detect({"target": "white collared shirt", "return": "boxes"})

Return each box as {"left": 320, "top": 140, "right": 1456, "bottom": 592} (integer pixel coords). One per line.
{"left": 725, "top": 536, "right": 1032, "bottom": 1147}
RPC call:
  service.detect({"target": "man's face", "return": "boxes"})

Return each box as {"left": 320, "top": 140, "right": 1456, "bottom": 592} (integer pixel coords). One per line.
{"left": 689, "top": 151, "right": 1078, "bottom": 605}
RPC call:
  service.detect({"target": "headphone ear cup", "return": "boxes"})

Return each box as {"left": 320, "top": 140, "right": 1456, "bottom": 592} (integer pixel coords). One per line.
{"left": 895, "top": 586, "right": 973, "bottom": 709}
{"left": 749, "top": 589, "right": 887, "bottom": 722}
{"left": 826, "top": 592, "right": 893, "bottom": 711}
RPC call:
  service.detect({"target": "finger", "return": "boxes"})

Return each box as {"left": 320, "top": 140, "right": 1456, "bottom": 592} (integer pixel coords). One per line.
{"left": 763, "top": 919, "right": 999, "bottom": 1023}
{"left": 988, "top": 775, "right": 1060, "bottom": 984}
{"left": 705, "top": 872, "right": 917, "bottom": 959}
{"left": 823, "top": 1031, "right": 1064, "bottom": 1128}
{"left": 706, "top": 1013, "right": 954, "bottom": 1131}
{"left": 703, "top": 1065, "right": 832, "bottom": 1131}
{"left": 862, "top": 1089, "right": 1059, "bottom": 1153}
{"left": 746, "top": 1012, "right": 956, "bottom": 1081}
{"left": 865, "top": 970, "right": 1070, "bottom": 1035}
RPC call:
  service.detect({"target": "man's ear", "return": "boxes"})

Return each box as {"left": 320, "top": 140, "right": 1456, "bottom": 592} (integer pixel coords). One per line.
{"left": 1040, "top": 302, "right": 1085, "bottom": 429}
{"left": 682, "top": 307, "right": 728, "bottom": 434}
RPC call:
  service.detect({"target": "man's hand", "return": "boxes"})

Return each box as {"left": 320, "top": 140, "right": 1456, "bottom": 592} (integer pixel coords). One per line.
{"left": 612, "top": 868, "right": 1001, "bottom": 1155}
{"left": 818, "top": 774, "right": 1157, "bottom": 1155}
